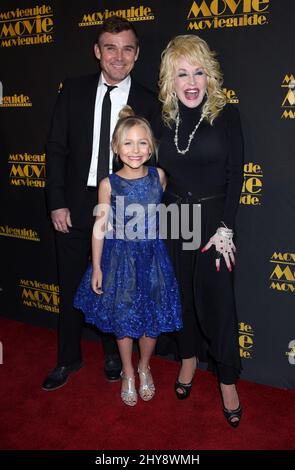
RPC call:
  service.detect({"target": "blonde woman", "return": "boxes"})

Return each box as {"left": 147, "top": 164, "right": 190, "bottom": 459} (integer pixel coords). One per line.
{"left": 158, "top": 35, "right": 244, "bottom": 427}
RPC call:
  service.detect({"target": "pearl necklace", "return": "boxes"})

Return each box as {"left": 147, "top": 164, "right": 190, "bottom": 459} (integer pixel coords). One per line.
{"left": 174, "top": 113, "right": 205, "bottom": 155}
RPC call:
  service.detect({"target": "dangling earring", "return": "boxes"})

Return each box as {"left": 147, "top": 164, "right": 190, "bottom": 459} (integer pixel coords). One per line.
{"left": 148, "top": 153, "right": 153, "bottom": 160}
{"left": 172, "top": 91, "right": 177, "bottom": 99}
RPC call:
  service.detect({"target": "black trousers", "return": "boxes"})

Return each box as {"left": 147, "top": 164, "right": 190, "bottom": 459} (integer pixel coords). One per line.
{"left": 54, "top": 192, "right": 119, "bottom": 367}
{"left": 171, "top": 247, "right": 238, "bottom": 385}
{"left": 162, "top": 186, "right": 240, "bottom": 385}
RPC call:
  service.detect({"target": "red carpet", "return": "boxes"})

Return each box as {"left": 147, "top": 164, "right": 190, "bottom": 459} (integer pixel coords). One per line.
{"left": 0, "top": 317, "right": 294, "bottom": 450}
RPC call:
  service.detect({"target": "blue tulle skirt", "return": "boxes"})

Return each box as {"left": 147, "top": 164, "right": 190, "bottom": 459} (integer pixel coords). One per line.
{"left": 74, "top": 238, "right": 182, "bottom": 339}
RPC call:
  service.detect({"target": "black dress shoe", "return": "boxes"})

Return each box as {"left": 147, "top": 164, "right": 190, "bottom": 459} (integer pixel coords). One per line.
{"left": 104, "top": 355, "right": 122, "bottom": 382}
{"left": 42, "top": 361, "right": 83, "bottom": 391}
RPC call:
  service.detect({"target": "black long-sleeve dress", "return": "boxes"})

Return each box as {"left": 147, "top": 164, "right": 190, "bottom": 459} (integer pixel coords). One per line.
{"left": 158, "top": 100, "right": 244, "bottom": 380}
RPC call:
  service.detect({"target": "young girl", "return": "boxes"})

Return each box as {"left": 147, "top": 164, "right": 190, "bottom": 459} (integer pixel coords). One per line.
{"left": 74, "top": 108, "right": 182, "bottom": 406}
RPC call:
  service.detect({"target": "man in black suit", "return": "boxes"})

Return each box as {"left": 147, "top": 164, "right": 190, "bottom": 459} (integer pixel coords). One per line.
{"left": 42, "top": 16, "right": 160, "bottom": 391}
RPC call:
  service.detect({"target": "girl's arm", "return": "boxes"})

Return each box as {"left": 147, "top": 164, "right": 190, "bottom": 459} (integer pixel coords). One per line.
{"left": 91, "top": 177, "right": 111, "bottom": 294}
{"left": 157, "top": 167, "right": 167, "bottom": 190}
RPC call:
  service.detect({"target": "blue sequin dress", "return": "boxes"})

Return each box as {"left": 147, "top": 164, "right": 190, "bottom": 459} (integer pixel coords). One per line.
{"left": 74, "top": 167, "right": 182, "bottom": 339}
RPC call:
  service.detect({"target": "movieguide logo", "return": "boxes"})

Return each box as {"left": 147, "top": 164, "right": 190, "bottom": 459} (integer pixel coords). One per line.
{"left": 9, "top": 152, "right": 46, "bottom": 188}
{"left": 239, "top": 322, "right": 254, "bottom": 359}
{"left": 0, "top": 4, "right": 54, "bottom": 48}
{"left": 186, "top": 0, "right": 270, "bottom": 30}
{"left": 79, "top": 5, "right": 154, "bottom": 27}
{"left": 20, "top": 279, "right": 59, "bottom": 313}
{"left": 281, "top": 75, "right": 295, "bottom": 119}
{"left": 0, "top": 225, "right": 40, "bottom": 242}
{"left": 223, "top": 86, "right": 239, "bottom": 104}
{"left": 240, "top": 162, "right": 263, "bottom": 206}
{"left": 0, "top": 92, "right": 32, "bottom": 107}
{"left": 270, "top": 252, "right": 295, "bottom": 293}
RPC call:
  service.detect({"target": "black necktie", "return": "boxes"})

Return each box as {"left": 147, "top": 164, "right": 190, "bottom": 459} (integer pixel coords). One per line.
{"left": 97, "top": 84, "right": 117, "bottom": 185}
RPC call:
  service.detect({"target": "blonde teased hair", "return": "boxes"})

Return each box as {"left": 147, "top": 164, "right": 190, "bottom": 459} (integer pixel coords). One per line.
{"left": 112, "top": 105, "right": 156, "bottom": 156}
{"left": 159, "top": 35, "right": 226, "bottom": 127}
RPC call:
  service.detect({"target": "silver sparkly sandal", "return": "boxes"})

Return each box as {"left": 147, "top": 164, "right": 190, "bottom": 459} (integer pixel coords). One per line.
{"left": 120, "top": 372, "right": 137, "bottom": 407}
{"left": 138, "top": 365, "right": 155, "bottom": 401}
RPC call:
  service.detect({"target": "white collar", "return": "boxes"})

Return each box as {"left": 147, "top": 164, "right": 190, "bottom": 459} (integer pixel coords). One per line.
{"left": 99, "top": 72, "right": 131, "bottom": 92}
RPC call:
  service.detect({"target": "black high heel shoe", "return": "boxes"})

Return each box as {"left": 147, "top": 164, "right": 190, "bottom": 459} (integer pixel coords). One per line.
{"left": 223, "top": 404, "right": 243, "bottom": 428}
{"left": 175, "top": 379, "right": 193, "bottom": 400}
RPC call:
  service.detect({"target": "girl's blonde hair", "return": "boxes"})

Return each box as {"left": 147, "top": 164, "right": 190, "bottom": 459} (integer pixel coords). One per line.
{"left": 112, "top": 106, "right": 156, "bottom": 156}
{"left": 159, "top": 35, "right": 226, "bottom": 127}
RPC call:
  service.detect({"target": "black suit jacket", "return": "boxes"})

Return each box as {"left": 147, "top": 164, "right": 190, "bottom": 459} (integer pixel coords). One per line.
{"left": 46, "top": 73, "right": 160, "bottom": 223}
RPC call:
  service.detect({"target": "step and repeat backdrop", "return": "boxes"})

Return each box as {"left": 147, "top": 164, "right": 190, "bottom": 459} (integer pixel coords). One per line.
{"left": 0, "top": 0, "right": 294, "bottom": 388}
